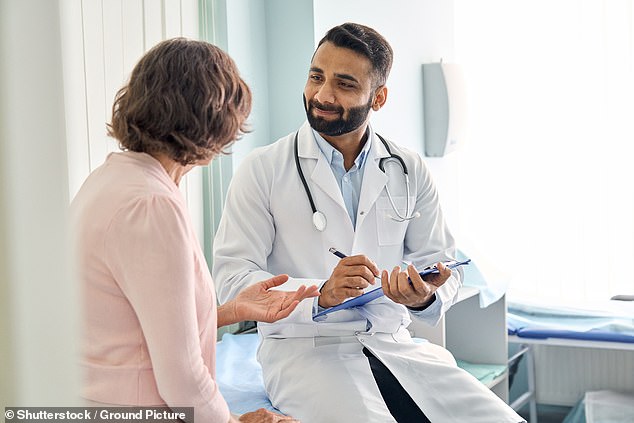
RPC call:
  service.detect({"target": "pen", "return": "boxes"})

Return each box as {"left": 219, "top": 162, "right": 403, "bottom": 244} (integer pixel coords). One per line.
{"left": 329, "top": 247, "right": 381, "bottom": 285}
{"left": 328, "top": 247, "right": 471, "bottom": 281}
{"left": 329, "top": 247, "right": 347, "bottom": 259}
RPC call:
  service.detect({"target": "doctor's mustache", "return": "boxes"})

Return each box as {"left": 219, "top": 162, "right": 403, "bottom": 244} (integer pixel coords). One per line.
{"left": 309, "top": 100, "right": 344, "bottom": 113}
{"left": 302, "top": 94, "right": 344, "bottom": 115}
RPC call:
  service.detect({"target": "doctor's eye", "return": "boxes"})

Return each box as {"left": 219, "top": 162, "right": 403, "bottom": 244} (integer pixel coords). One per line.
{"left": 338, "top": 81, "right": 356, "bottom": 89}
{"left": 309, "top": 74, "right": 324, "bottom": 83}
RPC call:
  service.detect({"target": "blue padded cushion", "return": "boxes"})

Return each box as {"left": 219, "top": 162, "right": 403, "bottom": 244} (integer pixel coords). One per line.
{"left": 514, "top": 327, "right": 634, "bottom": 343}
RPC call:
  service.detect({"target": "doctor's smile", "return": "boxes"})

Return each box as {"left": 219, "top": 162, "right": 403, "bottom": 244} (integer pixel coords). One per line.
{"left": 309, "top": 99, "right": 342, "bottom": 116}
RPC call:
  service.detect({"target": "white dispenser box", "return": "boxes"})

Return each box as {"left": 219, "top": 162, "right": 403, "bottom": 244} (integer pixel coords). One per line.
{"left": 422, "top": 62, "right": 467, "bottom": 157}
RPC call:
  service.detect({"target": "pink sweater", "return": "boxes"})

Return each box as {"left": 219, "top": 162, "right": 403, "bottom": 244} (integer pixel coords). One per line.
{"left": 71, "top": 152, "right": 229, "bottom": 422}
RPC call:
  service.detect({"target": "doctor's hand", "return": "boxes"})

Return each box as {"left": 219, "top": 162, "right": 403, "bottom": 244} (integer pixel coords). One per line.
{"left": 233, "top": 275, "right": 320, "bottom": 323}
{"left": 381, "top": 263, "right": 451, "bottom": 309}
{"left": 319, "top": 255, "right": 379, "bottom": 308}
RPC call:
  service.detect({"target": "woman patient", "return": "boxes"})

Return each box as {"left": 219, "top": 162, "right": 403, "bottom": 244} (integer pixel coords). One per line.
{"left": 70, "top": 38, "right": 318, "bottom": 423}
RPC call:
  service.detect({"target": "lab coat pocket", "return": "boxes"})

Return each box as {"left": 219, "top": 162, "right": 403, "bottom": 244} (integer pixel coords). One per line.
{"left": 375, "top": 195, "right": 412, "bottom": 245}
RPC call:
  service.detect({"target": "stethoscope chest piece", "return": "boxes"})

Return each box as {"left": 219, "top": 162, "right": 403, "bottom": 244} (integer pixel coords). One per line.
{"left": 312, "top": 211, "right": 327, "bottom": 232}
{"left": 294, "top": 130, "right": 419, "bottom": 233}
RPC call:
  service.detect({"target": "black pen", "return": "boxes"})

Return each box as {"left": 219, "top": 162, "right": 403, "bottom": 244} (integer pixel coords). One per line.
{"left": 329, "top": 247, "right": 381, "bottom": 285}
{"left": 328, "top": 247, "right": 347, "bottom": 259}
{"left": 329, "top": 247, "right": 470, "bottom": 281}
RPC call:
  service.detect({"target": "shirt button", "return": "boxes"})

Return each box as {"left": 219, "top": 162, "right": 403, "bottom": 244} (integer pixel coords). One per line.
{"left": 359, "top": 211, "right": 365, "bottom": 215}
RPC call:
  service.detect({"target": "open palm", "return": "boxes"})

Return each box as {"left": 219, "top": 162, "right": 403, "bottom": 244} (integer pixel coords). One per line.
{"left": 234, "top": 275, "right": 320, "bottom": 323}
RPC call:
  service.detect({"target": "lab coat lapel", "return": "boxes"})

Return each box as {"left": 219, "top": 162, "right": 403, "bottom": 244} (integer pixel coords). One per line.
{"left": 296, "top": 123, "right": 348, "bottom": 213}
{"left": 311, "top": 155, "right": 347, "bottom": 212}
{"left": 357, "top": 133, "right": 389, "bottom": 228}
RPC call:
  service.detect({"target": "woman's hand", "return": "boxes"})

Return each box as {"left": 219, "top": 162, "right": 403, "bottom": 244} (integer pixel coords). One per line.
{"left": 232, "top": 275, "right": 319, "bottom": 323}
{"left": 237, "top": 408, "right": 299, "bottom": 422}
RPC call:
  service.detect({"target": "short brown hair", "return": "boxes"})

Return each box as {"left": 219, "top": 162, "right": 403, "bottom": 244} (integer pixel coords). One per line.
{"left": 318, "top": 23, "right": 393, "bottom": 88}
{"left": 108, "top": 38, "right": 251, "bottom": 165}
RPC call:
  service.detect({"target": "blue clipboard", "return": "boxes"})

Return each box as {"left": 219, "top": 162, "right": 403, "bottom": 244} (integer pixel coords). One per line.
{"left": 313, "top": 259, "right": 471, "bottom": 319}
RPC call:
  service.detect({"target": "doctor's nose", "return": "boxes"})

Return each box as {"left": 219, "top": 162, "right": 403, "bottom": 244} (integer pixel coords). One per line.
{"left": 313, "top": 83, "right": 337, "bottom": 104}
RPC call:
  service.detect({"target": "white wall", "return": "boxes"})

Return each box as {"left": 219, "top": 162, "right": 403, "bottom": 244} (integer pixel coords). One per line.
{"left": 222, "top": 0, "right": 314, "bottom": 166}
{"left": 224, "top": 0, "right": 272, "bottom": 165}
{"left": 0, "top": 0, "right": 78, "bottom": 407}
{"left": 264, "top": 0, "right": 315, "bottom": 141}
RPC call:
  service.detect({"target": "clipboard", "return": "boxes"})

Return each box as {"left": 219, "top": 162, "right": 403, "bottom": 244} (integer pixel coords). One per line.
{"left": 313, "top": 259, "right": 471, "bottom": 319}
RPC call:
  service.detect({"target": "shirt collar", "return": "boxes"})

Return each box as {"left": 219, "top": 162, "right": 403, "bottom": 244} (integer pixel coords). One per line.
{"left": 311, "top": 126, "right": 373, "bottom": 170}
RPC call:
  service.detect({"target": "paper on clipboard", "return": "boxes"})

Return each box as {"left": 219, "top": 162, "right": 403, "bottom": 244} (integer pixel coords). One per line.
{"left": 313, "top": 259, "right": 471, "bottom": 319}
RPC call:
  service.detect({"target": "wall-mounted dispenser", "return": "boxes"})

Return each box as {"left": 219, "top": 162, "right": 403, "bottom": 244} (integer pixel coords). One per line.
{"left": 422, "top": 62, "right": 467, "bottom": 157}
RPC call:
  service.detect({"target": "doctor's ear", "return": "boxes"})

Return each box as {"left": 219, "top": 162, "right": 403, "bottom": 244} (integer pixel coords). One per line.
{"left": 372, "top": 86, "right": 388, "bottom": 111}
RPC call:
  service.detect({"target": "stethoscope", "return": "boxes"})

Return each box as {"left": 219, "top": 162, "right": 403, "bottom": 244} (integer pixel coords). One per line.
{"left": 294, "top": 131, "right": 420, "bottom": 231}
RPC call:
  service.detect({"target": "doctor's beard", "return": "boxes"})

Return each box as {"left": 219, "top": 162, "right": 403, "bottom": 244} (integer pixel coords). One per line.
{"left": 304, "top": 94, "right": 373, "bottom": 137}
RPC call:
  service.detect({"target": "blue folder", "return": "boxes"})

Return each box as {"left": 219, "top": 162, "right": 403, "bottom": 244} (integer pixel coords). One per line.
{"left": 313, "top": 259, "right": 470, "bottom": 319}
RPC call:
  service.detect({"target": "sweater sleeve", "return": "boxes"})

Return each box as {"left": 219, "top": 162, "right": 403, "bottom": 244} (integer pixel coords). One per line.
{"left": 105, "top": 194, "right": 230, "bottom": 423}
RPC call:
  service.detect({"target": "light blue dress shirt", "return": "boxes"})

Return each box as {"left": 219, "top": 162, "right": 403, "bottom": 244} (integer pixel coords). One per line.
{"left": 312, "top": 129, "right": 372, "bottom": 228}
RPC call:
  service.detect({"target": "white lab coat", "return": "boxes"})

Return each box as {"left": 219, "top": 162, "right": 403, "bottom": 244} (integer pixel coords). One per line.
{"left": 213, "top": 122, "right": 523, "bottom": 423}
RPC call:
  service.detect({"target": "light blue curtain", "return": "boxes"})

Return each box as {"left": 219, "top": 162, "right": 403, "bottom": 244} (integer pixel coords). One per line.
{"left": 199, "top": 0, "right": 241, "bottom": 336}
{"left": 202, "top": 155, "right": 233, "bottom": 268}
{"left": 199, "top": 0, "right": 231, "bottom": 267}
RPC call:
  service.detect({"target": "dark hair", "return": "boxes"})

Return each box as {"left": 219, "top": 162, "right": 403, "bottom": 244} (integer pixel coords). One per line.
{"left": 317, "top": 23, "right": 393, "bottom": 87}
{"left": 108, "top": 38, "right": 252, "bottom": 165}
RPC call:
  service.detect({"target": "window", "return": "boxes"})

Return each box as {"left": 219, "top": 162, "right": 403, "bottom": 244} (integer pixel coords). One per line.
{"left": 454, "top": 0, "right": 634, "bottom": 305}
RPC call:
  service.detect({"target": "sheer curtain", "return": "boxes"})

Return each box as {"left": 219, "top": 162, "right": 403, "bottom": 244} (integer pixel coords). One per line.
{"left": 454, "top": 0, "right": 634, "bottom": 306}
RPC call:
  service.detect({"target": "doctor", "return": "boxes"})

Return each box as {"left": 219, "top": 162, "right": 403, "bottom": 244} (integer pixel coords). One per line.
{"left": 213, "top": 23, "right": 523, "bottom": 423}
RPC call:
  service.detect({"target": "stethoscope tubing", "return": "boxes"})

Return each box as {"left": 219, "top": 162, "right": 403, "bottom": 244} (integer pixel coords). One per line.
{"left": 294, "top": 133, "right": 319, "bottom": 214}
{"left": 294, "top": 131, "right": 418, "bottom": 231}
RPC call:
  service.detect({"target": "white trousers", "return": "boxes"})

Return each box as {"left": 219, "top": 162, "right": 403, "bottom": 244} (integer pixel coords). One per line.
{"left": 258, "top": 328, "right": 524, "bottom": 423}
